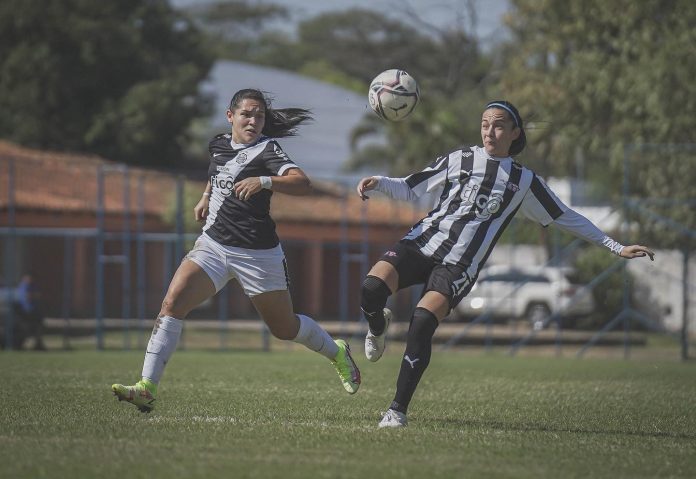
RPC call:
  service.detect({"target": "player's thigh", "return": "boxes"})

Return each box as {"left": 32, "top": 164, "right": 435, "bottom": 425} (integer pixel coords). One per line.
{"left": 367, "top": 260, "right": 399, "bottom": 292}
{"left": 161, "top": 259, "right": 216, "bottom": 318}
{"left": 250, "top": 289, "right": 298, "bottom": 340}
{"left": 416, "top": 290, "right": 450, "bottom": 321}
{"left": 374, "top": 241, "right": 435, "bottom": 292}
{"left": 422, "top": 264, "right": 473, "bottom": 320}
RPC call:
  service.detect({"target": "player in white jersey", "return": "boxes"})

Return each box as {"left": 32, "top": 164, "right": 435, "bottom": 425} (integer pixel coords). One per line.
{"left": 356, "top": 100, "right": 655, "bottom": 428}
{"left": 112, "top": 89, "right": 360, "bottom": 413}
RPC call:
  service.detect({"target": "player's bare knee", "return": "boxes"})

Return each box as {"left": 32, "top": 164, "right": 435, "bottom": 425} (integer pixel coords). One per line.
{"left": 268, "top": 323, "right": 295, "bottom": 341}
{"left": 159, "top": 297, "right": 188, "bottom": 319}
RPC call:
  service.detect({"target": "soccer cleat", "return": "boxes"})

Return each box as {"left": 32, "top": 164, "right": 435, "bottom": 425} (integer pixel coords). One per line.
{"left": 111, "top": 379, "right": 157, "bottom": 413}
{"left": 365, "top": 308, "right": 392, "bottom": 362}
{"left": 378, "top": 408, "right": 408, "bottom": 428}
{"left": 332, "top": 339, "right": 361, "bottom": 394}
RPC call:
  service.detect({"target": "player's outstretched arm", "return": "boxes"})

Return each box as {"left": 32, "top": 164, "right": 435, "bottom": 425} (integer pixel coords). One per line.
{"left": 619, "top": 245, "right": 655, "bottom": 261}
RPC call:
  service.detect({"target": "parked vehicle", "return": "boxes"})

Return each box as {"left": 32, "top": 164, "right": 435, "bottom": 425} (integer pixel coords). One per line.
{"left": 453, "top": 265, "right": 596, "bottom": 329}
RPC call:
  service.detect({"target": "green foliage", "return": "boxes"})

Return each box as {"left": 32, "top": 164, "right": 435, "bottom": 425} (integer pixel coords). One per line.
{"left": 322, "top": 9, "right": 493, "bottom": 175}
{"left": 296, "top": 9, "right": 443, "bottom": 85}
{"left": 162, "top": 181, "right": 207, "bottom": 236}
{"left": 0, "top": 0, "right": 214, "bottom": 167}
{"left": 499, "top": 0, "right": 696, "bottom": 248}
{"left": 497, "top": 218, "right": 551, "bottom": 247}
{"left": 347, "top": 94, "right": 482, "bottom": 176}
{"left": 347, "top": 61, "right": 490, "bottom": 175}
{"left": 298, "top": 60, "right": 365, "bottom": 94}
{"left": 572, "top": 247, "right": 629, "bottom": 329}
{"left": 184, "top": 0, "right": 289, "bottom": 61}
{"left": 622, "top": 147, "right": 696, "bottom": 249}
{"left": 1, "top": 351, "right": 695, "bottom": 478}
{"left": 205, "top": 7, "right": 491, "bottom": 175}
{"left": 195, "top": 0, "right": 287, "bottom": 28}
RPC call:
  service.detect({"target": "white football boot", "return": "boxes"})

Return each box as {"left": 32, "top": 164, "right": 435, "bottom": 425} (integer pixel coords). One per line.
{"left": 378, "top": 408, "right": 408, "bottom": 428}
{"left": 365, "top": 308, "right": 392, "bottom": 362}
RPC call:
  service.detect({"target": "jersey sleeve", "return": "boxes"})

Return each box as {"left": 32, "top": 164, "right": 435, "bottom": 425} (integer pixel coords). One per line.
{"left": 374, "top": 154, "right": 449, "bottom": 201}
{"left": 519, "top": 174, "right": 568, "bottom": 226}
{"left": 552, "top": 209, "right": 625, "bottom": 255}
{"left": 264, "top": 141, "right": 299, "bottom": 176}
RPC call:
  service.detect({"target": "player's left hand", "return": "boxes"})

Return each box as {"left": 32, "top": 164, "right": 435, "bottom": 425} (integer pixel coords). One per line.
{"left": 620, "top": 245, "right": 655, "bottom": 261}
{"left": 234, "top": 177, "right": 263, "bottom": 201}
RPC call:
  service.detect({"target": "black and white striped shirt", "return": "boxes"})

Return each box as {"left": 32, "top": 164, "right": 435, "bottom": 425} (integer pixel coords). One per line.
{"left": 374, "top": 145, "right": 624, "bottom": 280}
{"left": 203, "top": 134, "right": 297, "bottom": 249}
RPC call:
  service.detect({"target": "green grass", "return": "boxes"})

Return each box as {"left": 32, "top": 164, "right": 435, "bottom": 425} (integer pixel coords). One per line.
{"left": 1, "top": 346, "right": 695, "bottom": 479}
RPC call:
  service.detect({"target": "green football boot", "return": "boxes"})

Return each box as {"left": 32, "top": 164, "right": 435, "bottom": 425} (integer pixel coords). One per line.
{"left": 332, "top": 339, "right": 361, "bottom": 394}
{"left": 111, "top": 379, "right": 157, "bottom": 413}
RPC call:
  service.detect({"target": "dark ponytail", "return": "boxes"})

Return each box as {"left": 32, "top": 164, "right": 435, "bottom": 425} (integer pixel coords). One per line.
{"left": 485, "top": 100, "right": 526, "bottom": 156}
{"left": 229, "top": 89, "right": 313, "bottom": 138}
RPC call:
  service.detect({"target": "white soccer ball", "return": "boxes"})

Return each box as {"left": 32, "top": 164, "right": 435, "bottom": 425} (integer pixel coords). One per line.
{"left": 368, "top": 69, "right": 420, "bottom": 122}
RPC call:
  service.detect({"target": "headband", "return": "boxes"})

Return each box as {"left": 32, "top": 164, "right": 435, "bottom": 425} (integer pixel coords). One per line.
{"left": 486, "top": 102, "right": 520, "bottom": 127}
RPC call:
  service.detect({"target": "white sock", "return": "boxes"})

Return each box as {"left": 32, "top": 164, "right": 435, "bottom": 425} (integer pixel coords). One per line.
{"left": 142, "top": 315, "right": 183, "bottom": 384}
{"left": 293, "top": 314, "right": 339, "bottom": 360}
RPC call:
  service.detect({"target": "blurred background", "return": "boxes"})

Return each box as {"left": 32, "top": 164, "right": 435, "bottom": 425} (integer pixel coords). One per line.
{"left": 0, "top": 0, "right": 693, "bottom": 358}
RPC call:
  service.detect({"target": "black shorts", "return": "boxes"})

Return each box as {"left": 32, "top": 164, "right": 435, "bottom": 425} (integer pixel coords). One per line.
{"left": 379, "top": 240, "right": 474, "bottom": 309}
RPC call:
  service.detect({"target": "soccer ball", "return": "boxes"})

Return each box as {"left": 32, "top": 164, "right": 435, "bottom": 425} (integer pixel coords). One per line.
{"left": 368, "top": 69, "right": 420, "bottom": 122}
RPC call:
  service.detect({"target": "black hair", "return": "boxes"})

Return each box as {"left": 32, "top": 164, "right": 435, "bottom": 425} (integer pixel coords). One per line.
{"left": 228, "top": 89, "right": 313, "bottom": 138}
{"left": 484, "top": 100, "right": 526, "bottom": 156}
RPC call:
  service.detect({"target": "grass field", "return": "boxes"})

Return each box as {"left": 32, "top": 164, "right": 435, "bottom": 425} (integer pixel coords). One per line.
{"left": 1, "top": 344, "right": 695, "bottom": 478}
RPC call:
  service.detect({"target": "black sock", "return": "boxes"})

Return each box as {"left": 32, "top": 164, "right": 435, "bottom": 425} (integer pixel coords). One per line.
{"left": 361, "top": 275, "right": 392, "bottom": 335}
{"left": 391, "top": 307, "right": 438, "bottom": 414}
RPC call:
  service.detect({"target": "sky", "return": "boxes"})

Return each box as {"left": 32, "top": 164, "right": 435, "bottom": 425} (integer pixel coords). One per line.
{"left": 171, "top": 0, "right": 511, "bottom": 42}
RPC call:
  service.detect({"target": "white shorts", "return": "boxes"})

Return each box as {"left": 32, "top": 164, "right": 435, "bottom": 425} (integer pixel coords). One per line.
{"left": 185, "top": 233, "right": 289, "bottom": 296}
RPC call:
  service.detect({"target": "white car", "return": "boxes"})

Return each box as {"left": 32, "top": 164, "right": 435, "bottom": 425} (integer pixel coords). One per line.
{"left": 453, "top": 265, "right": 596, "bottom": 329}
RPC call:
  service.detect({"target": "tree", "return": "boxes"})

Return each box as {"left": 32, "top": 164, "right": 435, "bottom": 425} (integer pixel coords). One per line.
{"left": 193, "top": 6, "right": 492, "bottom": 175}
{"left": 318, "top": 9, "right": 492, "bottom": 175}
{"left": 497, "top": 0, "right": 696, "bottom": 249}
{"left": 183, "top": 0, "right": 289, "bottom": 61}
{"left": 0, "top": 0, "right": 214, "bottom": 167}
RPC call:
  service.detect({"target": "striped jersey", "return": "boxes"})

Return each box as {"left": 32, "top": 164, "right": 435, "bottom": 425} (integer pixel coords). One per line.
{"left": 374, "top": 145, "right": 623, "bottom": 281}
{"left": 203, "top": 134, "right": 298, "bottom": 249}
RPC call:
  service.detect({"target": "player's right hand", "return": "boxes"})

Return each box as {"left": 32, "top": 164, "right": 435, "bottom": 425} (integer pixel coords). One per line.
{"left": 194, "top": 195, "right": 209, "bottom": 222}
{"left": 357, "top": 177, "right": 379, "bottom": 200}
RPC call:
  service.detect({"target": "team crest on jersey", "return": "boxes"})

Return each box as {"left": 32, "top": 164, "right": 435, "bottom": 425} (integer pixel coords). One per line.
{"left": 273, "top": 143, "right": 288, "bottom": 159}
{"left": 235, "top": 152, "right": 248, "bottom": 164}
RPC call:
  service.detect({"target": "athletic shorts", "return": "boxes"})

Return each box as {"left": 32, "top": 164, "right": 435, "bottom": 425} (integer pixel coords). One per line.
{"left": 379, "top": 240, "right": 475, "bottom": 309}
{"left": 185, "top": 233, "right": 290, "bottom": 296}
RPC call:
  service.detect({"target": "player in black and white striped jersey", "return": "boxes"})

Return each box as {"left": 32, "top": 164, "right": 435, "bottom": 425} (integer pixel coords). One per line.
{"left": 112, "top": 89, "right": 361, "bottom": 413}
{"left": 357, "top": 100, "right": 655, "bottom": 428}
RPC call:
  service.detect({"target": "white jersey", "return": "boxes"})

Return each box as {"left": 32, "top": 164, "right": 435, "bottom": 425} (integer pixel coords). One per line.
{"left": 374, "top": 145, "right": 624, "bottom": 280}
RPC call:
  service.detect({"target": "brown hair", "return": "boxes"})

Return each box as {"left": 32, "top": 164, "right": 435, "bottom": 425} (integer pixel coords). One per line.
{"left": 229, "top": 89, "right": 313, "bottom": 138}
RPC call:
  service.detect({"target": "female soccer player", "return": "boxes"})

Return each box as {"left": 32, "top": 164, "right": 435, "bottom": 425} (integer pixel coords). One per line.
{"left": 356, "top": 100, "right": 655, "bottom": 428}
{"left": 112, "top": 89, "right": 360, "bottom": 412}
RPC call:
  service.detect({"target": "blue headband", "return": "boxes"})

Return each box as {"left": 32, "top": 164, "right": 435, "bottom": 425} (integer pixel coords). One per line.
{"left": 486, "top": 102, "right": 520, "bottom": 127}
